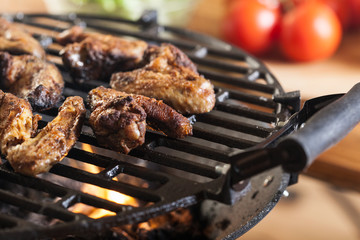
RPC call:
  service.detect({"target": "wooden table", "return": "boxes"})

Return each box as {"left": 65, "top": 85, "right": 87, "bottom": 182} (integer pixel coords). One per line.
{"left": 1, "top": 0, "right": 359, "bottom": 191}
{"left": 188, "top": 0, "right": 360, "bottom": 191}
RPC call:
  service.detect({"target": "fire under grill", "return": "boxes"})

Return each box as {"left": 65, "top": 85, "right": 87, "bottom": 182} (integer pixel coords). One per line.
{"left": 0, "top": 13, "right": 297, "bottom": 240}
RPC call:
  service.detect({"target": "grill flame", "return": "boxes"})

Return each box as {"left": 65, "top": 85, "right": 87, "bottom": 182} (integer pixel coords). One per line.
{"left": 70, "top": 143, "right": 139, "bottom": 219}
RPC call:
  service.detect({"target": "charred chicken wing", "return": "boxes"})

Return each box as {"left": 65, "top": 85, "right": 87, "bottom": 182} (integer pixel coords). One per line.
{"left": 0, "top": 90, "right": 40, "bottom": 156}
{"left": 0, "top": 52, "right": 64, "bottom": 111}
{"left": 110, "top": 44, "right": 215, "bottom": 114}
{"left": 57, "top": 26, "right": 148, "bottom": 83}
{"left": 0, "top": 18, "right": 46, "bottom": 59}
{"left": 88, "top": 86, "right": 192, "bottom": 153}
{"left": 88, "top": 88, "right": 147, "bottom": 154}
{"left": 1, "top": 94, "right": 86, "bottom": 176}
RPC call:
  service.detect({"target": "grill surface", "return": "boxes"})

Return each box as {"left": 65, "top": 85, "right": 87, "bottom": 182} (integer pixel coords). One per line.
{"left": 0, "top": 13, "right": 293, "bottom": 239}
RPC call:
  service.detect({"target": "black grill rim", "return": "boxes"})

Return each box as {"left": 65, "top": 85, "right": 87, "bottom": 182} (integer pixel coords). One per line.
{"left": 0, "top": 13, "right": 293, "bottom": 239}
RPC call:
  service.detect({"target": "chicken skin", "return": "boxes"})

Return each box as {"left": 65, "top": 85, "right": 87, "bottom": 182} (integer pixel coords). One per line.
{"left": 88, "top": 89, "right": 147, "bottom": 154}
{"left": 0, "top": 93, "right": 86, "bottom": 176}
{"left": 110, "top": 44, "right": 215, "bottom": 114}
{"left": 88, "top": 87, "right": 193, "bottom": 153}
{"left": 0, "top": 52, "right": 64, "bottom": 111}
{"left": 57, "top": 26, "right": 148, "bottom": 83}
{"left": 0, "top": 90, "right": 40, "bottom": 156}
{"left": 0, "top": 18, "right": 46, "bottom": 59}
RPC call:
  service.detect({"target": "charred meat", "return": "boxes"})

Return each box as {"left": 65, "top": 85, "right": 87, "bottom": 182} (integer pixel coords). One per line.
{"left": 88, "top": 88, "right": 147, "bottom": 154}
{"left": 56, "top": 25, "right": 87, "bottom": 45}
{"left": 88, "top": 86, "right": 193, "bottom": 153}
{"left": 0, "top": 18, "right": 46, "bottom": 59}
{"left": 110, "top": 44, "right": 215, "bottom": 114}
{"left": 57, "top": 26, "right": 148, "bottom": 83}
{"left": 0, "top": 93, "right": 86, "bottom": 176}
{"left": 0, "top": 52, "right": 64, "bottom": 111}
{"left": 0, "top": 90, "right": 40, "bottom": 156}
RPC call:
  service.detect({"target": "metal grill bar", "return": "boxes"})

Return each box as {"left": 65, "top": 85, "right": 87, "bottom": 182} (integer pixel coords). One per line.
{"left": 0, "top": 163, "right": 133, "bottom": 212}
{"left": 228, "top": 90, "right": 276, "bottom": 107}
{"left": 0, "top": 213, "right": 31, "bottom": 228}
{"left": 50, "top": 164, "right": 161, "bottom": 203}
{"left": 197, "top": 113, "right": 272, "bottom": 138}
{"left": 216, "top": 102, "right": 277, "bottom": 123}
{"left": 65, "top": 148, "right": 170, "bottom": 185}
{"left": 188, "top": 53, "right": 250, "bottom": 74}
{"left": 200, "top": 69, "right": 275, "bottom": 94}
{"left": 136, "top": 148, "right": 221, "bottom": 179}
{"left": 156, "top": 138, "right": 233, "bottom": 162}
{"left": 0, "top": 189, "right": 76, "bottom": 221}
{"left": 192, "top": 125, "right": 259, "bottom": 149}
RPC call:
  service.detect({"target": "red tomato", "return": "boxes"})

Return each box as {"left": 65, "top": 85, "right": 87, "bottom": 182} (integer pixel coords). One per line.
{"left": 287, "top": 0, "right": 351, "bottom": 30}
{"left": 221, "top": 0, "right": 281, "bottom": 55}
{"left": 320, "top": 0, "right": 351, "bottom": 30}
{"left": 348, "top": 0, "right": 360, "bottom": 29}
{"left": 279, "top": 1, "right": 342, "bottom": 61}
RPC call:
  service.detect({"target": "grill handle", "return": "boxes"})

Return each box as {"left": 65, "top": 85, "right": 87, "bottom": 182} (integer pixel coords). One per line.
{"left": 281, "top": 82, "right": 360, "bottom": 172}
{"left": 231, "top": 82, "right": 360, "bottom": 183}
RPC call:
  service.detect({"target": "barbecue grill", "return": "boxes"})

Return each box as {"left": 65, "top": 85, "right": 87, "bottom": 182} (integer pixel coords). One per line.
{"left": 0, "top": 12, "right": 359, "bottom": 240}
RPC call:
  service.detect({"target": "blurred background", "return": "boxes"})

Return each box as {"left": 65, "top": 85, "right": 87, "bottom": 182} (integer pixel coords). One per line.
{"left": 0, "top": 0, "right": 360, "bottom": 239}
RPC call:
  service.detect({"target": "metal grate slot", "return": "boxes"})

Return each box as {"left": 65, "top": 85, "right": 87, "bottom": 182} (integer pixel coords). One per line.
{"left": 197, "top": 111, "right": 273, "bottom": 138}
{"left": 155, "top": 137, "right": 234, "bottom": 162}
{"left": 138, "top": 147, "right": 221, "bottom": 179}
{"left": 187, "top": 53, "right": 251, "bottom": 74}
{"left": 192, "top": 124, "right": 260, "bottom": 149}
{"left": 0, "top": 214, "right": 23, "bottom": 229}
{"left": 0, "top": 189, "right": 77, "bottom": 223}
{"left": 203, "top": 69, "right": 275, "bottom": 94}
{"left": 215, "top": 101, "right": 277, "bottom": 123}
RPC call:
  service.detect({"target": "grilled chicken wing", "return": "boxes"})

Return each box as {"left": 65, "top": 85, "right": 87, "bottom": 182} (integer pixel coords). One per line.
{"left": 2, "top": 96, "right": 86, "bottom": 176}
{"left": 0, "top": 18, "right": 46, "bottom": 59}
{"left": 0, "top": 52, "right": 64, "bottom": 111}
{"left": 88, "top": 86, "right": 192, "bottom": 153}
{"left": 57, "top": 26, "right": 148, "bottom": 83}
{"left": 88, "top": 89, "right": 147, "bottom": 154}
{"left": 0, "top": 90, "right": 40, "bottom": 156}
{"left": 110, "top": 44, "right": 215, "bottom": 114}
{"left": 56, "top": 25, "right": 87, "bottom": 45}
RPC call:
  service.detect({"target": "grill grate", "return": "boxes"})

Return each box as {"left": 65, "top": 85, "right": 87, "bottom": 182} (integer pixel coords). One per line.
{"left": 0, "top": 13, "right": 291, "bottom": 239}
